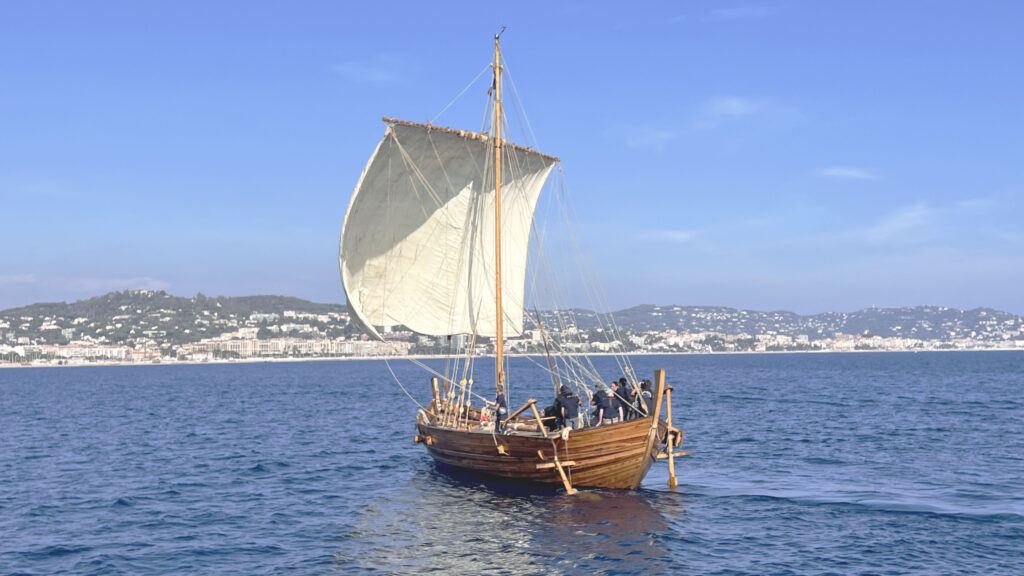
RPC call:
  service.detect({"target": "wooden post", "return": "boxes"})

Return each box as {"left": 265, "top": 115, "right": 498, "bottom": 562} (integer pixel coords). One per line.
{"left": 529, "top": 402, "right": 549, "bottom": 439}
{"left": 552, "top": 458, "right": 577, "bottom": 495}
{"left": 536, "top": 459, "right": 578, "bottom": 494}
{"left": 664, "top": 384, "right": 678, "bottom": 488}
{"left": 630, "top": 369, "right": 667, "bottom": 489}
{"left": 430, "top": 377, "right": 440, "bottom": 414}
{"left": 651, "top": 370, "right": 666, "bottom": 423}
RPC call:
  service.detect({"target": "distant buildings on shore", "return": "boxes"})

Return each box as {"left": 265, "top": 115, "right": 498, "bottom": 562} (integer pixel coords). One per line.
{"left": 2, "top": 326, "right": 1022, "bottom": 367}
{"left": 2, "top": 291, "right": 1022, "bottom": 367}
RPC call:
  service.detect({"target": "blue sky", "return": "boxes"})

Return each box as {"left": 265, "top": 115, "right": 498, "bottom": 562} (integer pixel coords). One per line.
{"left": 1, "top": 1, "right": 1022, "bottom": 315}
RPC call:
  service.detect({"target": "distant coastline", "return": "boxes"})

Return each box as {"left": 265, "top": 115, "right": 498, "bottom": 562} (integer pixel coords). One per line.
{"left": 3, "top": 290, "right": 1023, "bottom": 367}
{"left": 4, "top": 347, "right": 1023, "bottom": 370}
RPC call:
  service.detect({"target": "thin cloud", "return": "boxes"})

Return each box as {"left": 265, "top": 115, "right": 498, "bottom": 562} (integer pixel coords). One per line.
{"left": 819, "top": 166, "right": 880, "bottom": 180}
{"left": 706, "top": 96, "right": 761, "bottom": 118}
{"left": 624, "top": 126, "right": 676, "bottom": 149}
{"left": 333, "top": 54, "right": 404, "bottom": 83}
{"left": 645, "top": 230, "right": 699, "bottom": 243}
{"left": 703, "top": 6, "right": 775, "bottom": 22}
{"left": 831, "top": 197, "right": 1008, "bottom": 247}
{"left": 992, "top": 230, "right": 1024, "bottom": 244}
{"left": 696, "top": 96, "right": 762, "bottom": 129}
{"left": 0, "top": 274, "right": 37, "bottom": 286}
{"left": 67, "top": 276, "right": 172, "bottom": 293}
{"left": 956, "top": 197, "right": 996, "bottom": 210}
{"left": 863, "top": 203, "right": 932, "bottom": 243}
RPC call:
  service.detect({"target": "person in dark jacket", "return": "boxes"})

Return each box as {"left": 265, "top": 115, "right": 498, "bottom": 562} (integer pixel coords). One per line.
{"left": 593, "top": 382, "right": 609, "bottom": 425}
{"left": 588, "top": 388, "right": 601, "bottom": 426}
{"left": 494, "top": 385, "right": 508, "bottom": 432}
{"left": 599, "top": 381, "right": 622, "bottom": 425}
{"left": 543, "top": 391, "right": 564, "bottom": 431}
{"left": 610, "top": 381, "right": 624, "bottom": 423}
{"left": 635, "top": 379, "right": 652, "bottom": 418}
{"left": 620, "top": 376, "right": 639, "bottom": 420}
{"left": 559, "top": 385, "right": 582, "bottom": 430}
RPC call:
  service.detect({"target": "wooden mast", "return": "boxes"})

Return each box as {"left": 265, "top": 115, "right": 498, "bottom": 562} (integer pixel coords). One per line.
{"left": 493, "top": 28, "right": 505, "bottom": 395}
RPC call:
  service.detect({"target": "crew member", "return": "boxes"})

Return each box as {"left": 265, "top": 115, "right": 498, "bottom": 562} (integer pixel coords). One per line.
{"left": 494, "top": 384, "right": 508, "bottom": 432}
{"left": 636, "top": 379, "right": 653, "bottom": 417}
{"left": 598, "top": 382, "right": 622, "bottom": 425}
{"left": 559, "top": 385, "right": 582, "bottom": 430}
{"left": 620, "top": 376, "right": 638, "bottom": 420}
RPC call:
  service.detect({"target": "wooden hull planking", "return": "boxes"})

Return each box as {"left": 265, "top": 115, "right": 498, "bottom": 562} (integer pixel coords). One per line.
{"left": 416, "top": 417, "right": 669, "bottom": 490}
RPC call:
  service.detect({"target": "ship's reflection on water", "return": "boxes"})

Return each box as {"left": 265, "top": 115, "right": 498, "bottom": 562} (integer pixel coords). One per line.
{"left": 540, "top": 488, "right": 681, "bottom": 573}
{"left": 336, "top": 460, "right": 686, "bottom": 574}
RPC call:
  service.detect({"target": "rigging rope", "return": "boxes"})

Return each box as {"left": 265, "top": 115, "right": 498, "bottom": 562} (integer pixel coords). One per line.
{"left": 369, "top": 50, "right": 648, "bottom": 422}
{"left": 383, "top": 357, "right": 425, "bottom": 410}
{"left": 431, "top": 65, "right": 491, "bottom": 126}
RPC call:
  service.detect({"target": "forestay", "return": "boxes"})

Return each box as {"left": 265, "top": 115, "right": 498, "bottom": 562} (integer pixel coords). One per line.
{"left": 339, "top": 119, "right": 558, "bottom": 340}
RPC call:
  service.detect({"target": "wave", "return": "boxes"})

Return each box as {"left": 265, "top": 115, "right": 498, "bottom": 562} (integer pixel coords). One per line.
{"left": 687, "top": 485, "right": 1024, "bottom": 521}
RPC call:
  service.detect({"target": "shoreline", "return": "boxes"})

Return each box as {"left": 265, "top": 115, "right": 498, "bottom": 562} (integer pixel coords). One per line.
{"left": 2, "top": 346, "right": 1023, "bottom": 369}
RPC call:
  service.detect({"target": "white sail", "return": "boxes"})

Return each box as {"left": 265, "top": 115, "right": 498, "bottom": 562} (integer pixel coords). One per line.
{"left": 339, "top": 119, "right": 558, "bottom": 339}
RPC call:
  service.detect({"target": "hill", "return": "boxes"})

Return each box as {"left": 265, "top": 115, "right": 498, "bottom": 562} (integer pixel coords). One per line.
{"left": 594, "top": 304, "right": 1023, "bottom": 342}
{"left": 3, "top": 291, "right": 1023, "bottom": 349}
{"left": 0, "top": 290, "right": 350, "bottom": 347}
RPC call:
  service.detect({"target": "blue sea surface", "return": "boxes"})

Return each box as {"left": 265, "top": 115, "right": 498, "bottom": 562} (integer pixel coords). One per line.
{"left": 1, "top": 351, "right": 1022, "bottom": 575}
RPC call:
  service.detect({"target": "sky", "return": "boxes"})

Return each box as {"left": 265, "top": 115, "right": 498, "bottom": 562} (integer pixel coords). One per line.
{"left": 1, "top": 1, "right": 1022, "bottom": 315}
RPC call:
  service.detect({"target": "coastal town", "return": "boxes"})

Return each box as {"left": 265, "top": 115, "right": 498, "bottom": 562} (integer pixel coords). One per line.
{"left": 2, "top": 290, "right": 1023, "bottom": 366}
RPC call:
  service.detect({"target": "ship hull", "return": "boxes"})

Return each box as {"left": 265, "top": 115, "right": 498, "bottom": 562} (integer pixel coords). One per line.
{"left": 415, "top": 417, "right": 669, "bottom": 490}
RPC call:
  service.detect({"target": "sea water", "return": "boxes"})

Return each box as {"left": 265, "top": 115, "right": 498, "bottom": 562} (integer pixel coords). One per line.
{"left": 1, "top": 351, "right": 1022, "bottom": 574}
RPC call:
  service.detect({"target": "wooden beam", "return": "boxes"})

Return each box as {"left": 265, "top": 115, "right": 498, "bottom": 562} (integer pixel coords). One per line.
{"left": 536, "top": 457, "right": 578, "bottom": 495}
{"left": 503, "top": 398, "right": 537, "bottom": 423}
{"left": 536, "top": 461, "right": 577, "bottom": 469}
{"left": 554, "top": 459, "right": 577, "bottom": 495}
{"left": 664, "top": 381, "right": 678, "bottom": 488}
{"left": 528, "top": 402, "right": 549, "bottom": 439}
{"left": 380, "top": 116, "right": 560, "bottom": 162}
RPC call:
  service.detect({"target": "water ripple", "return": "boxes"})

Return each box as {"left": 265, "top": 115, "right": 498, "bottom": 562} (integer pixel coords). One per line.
{"left": 1, "top": 353, "right": 1022, "bottom": 574}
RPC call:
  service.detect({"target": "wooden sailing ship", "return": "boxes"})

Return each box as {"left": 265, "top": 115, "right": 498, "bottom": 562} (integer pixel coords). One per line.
{"left": 339, "top": 31, "right": 688, "bottom": 493}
